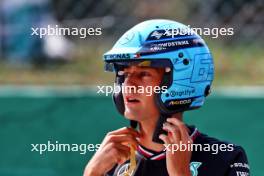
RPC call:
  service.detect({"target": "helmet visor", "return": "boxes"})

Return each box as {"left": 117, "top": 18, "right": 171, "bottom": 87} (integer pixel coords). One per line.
{"left": 104, "top": 59, "right": 172, "bottom": 72}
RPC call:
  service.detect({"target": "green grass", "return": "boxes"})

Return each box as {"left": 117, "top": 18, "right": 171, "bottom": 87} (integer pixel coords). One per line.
{"left": 0, "top": 41, "right": 263, "bottom": 86}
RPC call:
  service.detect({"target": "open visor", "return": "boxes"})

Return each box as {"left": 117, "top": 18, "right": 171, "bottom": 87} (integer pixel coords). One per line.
{"left": 104, "top": 59, "right": 173, "bottom": 73}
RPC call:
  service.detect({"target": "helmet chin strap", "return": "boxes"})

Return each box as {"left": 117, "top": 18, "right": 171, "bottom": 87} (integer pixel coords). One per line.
{"left": 129, "top": 114, "right": 170, "bottom": 144}
{"left": 130, "top": 120, "right": 138, "bottom": 129}
{"left": 151, "top": 69, "right": 172, "bottom": 144}
{"left": 152, "top": 114, "right": 170, "bottom": 144}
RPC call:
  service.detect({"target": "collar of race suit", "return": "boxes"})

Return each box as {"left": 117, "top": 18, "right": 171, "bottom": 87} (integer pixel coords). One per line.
{"left": 136, "top": 126, "right": 200, "bottom": 160}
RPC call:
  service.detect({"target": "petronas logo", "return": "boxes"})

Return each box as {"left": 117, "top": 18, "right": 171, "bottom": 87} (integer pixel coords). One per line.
{"left": 190, "top": 162, "right": 202, "bottom": 176}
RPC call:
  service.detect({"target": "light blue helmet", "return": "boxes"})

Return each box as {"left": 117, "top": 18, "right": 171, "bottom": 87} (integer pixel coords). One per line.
{"left": 103, "top": 19, "right": 214, "bottom": 116}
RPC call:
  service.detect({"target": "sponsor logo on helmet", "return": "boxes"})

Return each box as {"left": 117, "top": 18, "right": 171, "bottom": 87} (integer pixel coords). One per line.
{"left": 139, "top": 38, "right": 204, "bottom": 55}
{"left": 147, "top": 29, "right": 194, "bottom": 41}
{"left": 150, "top": 30, "right": 164, "bottom": 39}
{"left": 150, "top": 40, "right": 190, "bottom": 51}
{"left": 168, "top": 99, "right": 192, "bottom": 106}
{"left": 104, "top": 53, "right": 131, "bottom": 60}
{"left": 170, "top": 89, "right": 195, "bottom": 97}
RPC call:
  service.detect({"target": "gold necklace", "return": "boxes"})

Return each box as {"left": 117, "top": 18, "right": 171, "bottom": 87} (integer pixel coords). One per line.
{"left": 124, "top": 145, "right": 136, "bottom": 176}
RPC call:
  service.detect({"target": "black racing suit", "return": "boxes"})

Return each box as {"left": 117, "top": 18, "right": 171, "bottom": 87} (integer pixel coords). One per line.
{"left": 106, "top": 126, "right": 250, "bottom": 176}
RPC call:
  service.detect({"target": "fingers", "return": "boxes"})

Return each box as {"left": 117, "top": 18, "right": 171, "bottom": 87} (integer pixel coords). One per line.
{"left": 167, "top": 118, "right": 190, "bottom": 139}
{"left": 162, "top": 122, "right": 181, "bottom": 143}
{"left": 161, "top": 118, "right": 192, "bottom": 144}
{"left": 105, "top": 143, "right": 130, "bottom": 165}
{"left": 85, "top": 127, "right": 139, "bottom": 175}
{"left": 102, "top": 127, "right": 140, "bottom": 165}
{"left": 106, "top": 134, "right": 139, "bottom": 148}
{"left": 159, "top": 134, "right": 171, "bottom": 144}
{"left": 108, "top": 127, "right": 140, "bottom": 137}
{"left": 100, "top": 127, "right": 140, "bottom": 149}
